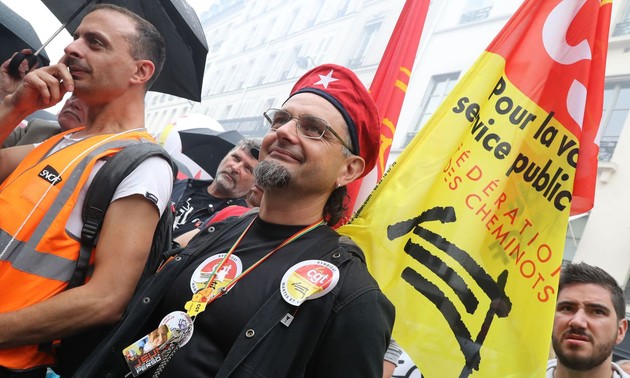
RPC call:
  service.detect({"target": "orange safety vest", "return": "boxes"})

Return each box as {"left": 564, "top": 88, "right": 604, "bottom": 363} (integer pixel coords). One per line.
{"left": 0, "top": 127, "right": 155, "bottom": 371}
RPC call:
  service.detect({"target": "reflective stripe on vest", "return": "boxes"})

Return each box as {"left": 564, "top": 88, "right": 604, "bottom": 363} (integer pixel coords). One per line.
{"left": 0, "top": 129, "right": 155, "bottom": 370}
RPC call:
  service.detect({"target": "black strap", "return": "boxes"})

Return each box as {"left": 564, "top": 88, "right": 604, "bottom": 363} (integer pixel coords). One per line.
{"left": 67, "top": 143, "right": 175, "bottom": 289}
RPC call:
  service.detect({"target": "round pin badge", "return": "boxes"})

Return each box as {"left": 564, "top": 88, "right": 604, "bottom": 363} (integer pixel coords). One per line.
{"left": 280, "top": 260, "right": 340, "bottom": 306}
{"left": 160, "top": 311, "right": 194, "bottom": 347}
{"left": 190, "top": 253, "right": 243, "bottom": 293}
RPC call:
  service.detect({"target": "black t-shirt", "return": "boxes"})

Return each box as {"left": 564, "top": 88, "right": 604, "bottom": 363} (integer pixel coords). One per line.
{"left": 144, "top": 217, "right": 321, "bottom": 377}
{"left": 172, "top": 188, "right": 238, "bottom": 238}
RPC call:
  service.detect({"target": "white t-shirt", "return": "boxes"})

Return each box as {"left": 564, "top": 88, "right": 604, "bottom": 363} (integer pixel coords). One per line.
{"left": 546, "top": 359, "right": 630, "bottom": 378}
{"left": 41, "top": 132, "right": 173, "bottom": 237}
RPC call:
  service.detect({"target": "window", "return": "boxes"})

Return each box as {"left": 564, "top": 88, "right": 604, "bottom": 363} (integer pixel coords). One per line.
{"left": 613, "top": 2, "right": 630, "bottom": 37}
{"left": 349, "top": 21, "right": 381, "bottom": 68}
{"left": 404, "top": 73, "right": 460, "bottom": 147}
{"left": 311, "top": 36, "right": 334, "bottom": 66}
{"left": 598, "top": 81, "right": 630, "bottom": 161}
{"left": 562, "top": 214, "right": 589, "bottom": 265}
{"left": 221, "top": 104, "right": 232, "bottom": 119}
{"left": 460, "top": 0, "right": 494, "bottom": 25}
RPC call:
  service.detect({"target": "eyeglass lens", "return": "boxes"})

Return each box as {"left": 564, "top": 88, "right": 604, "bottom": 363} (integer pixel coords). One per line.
{"left": 266, "top": 109, "right": 327, "bottom": 139}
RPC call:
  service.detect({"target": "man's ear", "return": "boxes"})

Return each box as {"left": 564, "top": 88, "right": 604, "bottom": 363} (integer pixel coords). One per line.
{"left": 130, "top": 60, "right": 155, "bottom": 86}
{"left": 617, "top": 318, "right": 628, "bottom": 344}
{"left": 336, "top": 155, "right": 365, "bottom": 187}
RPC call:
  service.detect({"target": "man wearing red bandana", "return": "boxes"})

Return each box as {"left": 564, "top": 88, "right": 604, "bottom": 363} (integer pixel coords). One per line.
{"left": 76, "top": 64, "right": 395, "bottom": 377}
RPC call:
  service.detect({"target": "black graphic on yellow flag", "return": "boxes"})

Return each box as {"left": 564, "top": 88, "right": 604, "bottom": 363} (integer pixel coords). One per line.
{"left": 388, "top": 206, "right": 511, "bottom": 377}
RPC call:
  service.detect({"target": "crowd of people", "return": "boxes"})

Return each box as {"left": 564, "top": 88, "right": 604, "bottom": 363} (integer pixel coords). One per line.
{"left": 0, "top": 4, "right": 628, "bottom": 378}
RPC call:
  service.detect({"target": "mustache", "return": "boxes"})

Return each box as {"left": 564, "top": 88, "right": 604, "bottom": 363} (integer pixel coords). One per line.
{"left": 217, "top": 169, "right": 237, "bottom": 182}
{"left": 562, "top": 327, "right": 593, "bottom": 342}
{"left": 65, "top": 57, "right": 90, "bottom": 73}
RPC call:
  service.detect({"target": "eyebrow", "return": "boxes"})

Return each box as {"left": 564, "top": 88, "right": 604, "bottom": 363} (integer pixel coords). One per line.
{"left": 556, "top": 300, "right": 611, "bottom": 312}
{"left": 77, "top": 28, "right": 113, "bottom": 43}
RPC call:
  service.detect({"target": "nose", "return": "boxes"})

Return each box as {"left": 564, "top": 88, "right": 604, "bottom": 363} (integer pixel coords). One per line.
{"left": 63, "top": 39, "right": 84, "bottom": 60}
{"left": 231, "top": 161, "right": 244, "bottom": 175}
{"left": 274, "top": 118, "right": 300, "bottom": 142}
{"left": 568, "top": 309, "right": 587, "bottom": 329}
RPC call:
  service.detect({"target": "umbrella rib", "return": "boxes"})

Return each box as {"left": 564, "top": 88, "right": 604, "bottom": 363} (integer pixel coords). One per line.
{"left": 35, "top": 0, "right": 96, "bottom": 56}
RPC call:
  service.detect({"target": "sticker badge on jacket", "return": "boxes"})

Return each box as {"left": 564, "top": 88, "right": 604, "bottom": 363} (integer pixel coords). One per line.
{"left": 280, "top": 260, "right": 340, "bottom": 306}
{"left": 190, "top": 253, "right": 243, "bottom": 294}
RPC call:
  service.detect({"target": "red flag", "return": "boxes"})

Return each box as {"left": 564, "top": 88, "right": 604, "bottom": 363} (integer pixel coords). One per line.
{"left": 486, "top": 0, "right": 610, "bottom": 215}
{"left": 343, "top": 0, "right": 431, "bottom": 223}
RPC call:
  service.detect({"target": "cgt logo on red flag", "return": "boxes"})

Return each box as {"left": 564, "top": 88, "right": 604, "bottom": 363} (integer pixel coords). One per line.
{"left": 340, "top": 0, "right": 612, "bottom": 376}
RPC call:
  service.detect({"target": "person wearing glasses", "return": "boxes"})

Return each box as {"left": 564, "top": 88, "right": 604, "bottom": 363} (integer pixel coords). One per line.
{"left": 171, "top": 138, "right": 261, "bottom": 241}
{"left": 76, "top": 64, "right": 394, "bottom": 378}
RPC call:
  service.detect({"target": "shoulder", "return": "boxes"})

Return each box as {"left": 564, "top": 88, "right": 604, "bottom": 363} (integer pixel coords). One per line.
{"left": 113, "top": 156, "right": 173, "bottom": 214}
{"left": 320, "top": 233, "right": 391, "bottom": 309}
{"left": 123, "top": 156, "right": 173, "bottom": 183}
{"left": 172, "top": 178, "right": 211, "bottom": 193}
{"left": 4, "top": 120, "right": 61, "bottom": 147}
{"left": 27, "top": 118, "right": 61, "bottom": 130}
{"left": 545, "top": 359, "right": 556, "bottom": 377}
{"left": 613, "top": 361, "right": 630, "bottom": 378}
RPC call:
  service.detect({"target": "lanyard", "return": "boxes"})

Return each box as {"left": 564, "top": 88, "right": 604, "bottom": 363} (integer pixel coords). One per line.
{"left": 184, "top": 216, "right": 325, "bottom": 318}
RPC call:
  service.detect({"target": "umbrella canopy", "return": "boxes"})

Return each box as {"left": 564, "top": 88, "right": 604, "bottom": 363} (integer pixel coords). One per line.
{"left": 0, "top": 1, "right": 50, "bottom": 66}
{"left": 41, "top": 0, "right": 208, "bottom": 102}
{"left": 178, "top": 129, "right": 245, "bottom": 177}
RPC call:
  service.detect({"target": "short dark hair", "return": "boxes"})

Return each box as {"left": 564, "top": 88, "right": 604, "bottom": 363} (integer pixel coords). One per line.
{"left": 89, "top": 4, "right": 166, "bottom": 90}
{"left": 558, "top": 262, "right": 626, "bottom": 321}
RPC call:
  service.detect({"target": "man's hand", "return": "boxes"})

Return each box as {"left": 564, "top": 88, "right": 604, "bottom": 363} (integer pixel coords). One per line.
{"left": 3, "top": 62, "right": 74, "bottom": 116}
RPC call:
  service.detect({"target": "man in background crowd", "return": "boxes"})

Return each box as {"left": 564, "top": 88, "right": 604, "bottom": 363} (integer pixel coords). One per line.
{"left": 171, "top": 138, "right": 260, "bottom": 238}
{"left": 547, "top": 262, "right": 629, "bottom": 378}
{"left": 2, "top": 94, "right": 87, "bottom": 148}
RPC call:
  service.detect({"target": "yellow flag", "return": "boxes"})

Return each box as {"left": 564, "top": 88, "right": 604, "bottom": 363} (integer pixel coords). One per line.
{"left": 339, "top": 0, "right": 612, "bottom": 376}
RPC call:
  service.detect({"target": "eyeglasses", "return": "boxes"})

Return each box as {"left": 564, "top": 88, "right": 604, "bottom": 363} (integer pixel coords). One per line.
{"left": 263, "top": 108, "right": 354, "bottom": 154}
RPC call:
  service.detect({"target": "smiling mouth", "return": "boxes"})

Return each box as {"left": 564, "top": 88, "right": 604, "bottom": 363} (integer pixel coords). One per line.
{"left": 269, "top": 149, "right": 301, "bottom": 163}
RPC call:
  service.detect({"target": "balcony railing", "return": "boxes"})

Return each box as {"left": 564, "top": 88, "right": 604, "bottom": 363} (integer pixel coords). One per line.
{"left": 613, "top": 20, "right": 630, "bottom": 37}
{"left": 459, "top": 6, "right": 492, "bottom": 24}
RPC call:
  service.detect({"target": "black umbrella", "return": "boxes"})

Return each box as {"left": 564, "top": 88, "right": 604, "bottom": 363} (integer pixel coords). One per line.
{"left": 178, "top": 129, "right": 245, "bottom": 177}
{"left": 0, "top": 1, "right": 50, "bottom": 67}
{"left": 38, "top": 0, "right": 208, "bottom": 102}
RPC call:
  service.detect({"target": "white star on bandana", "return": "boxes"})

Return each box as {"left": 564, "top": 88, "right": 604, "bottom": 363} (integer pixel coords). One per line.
{"left": 314, "top": 70, "right": 338, "bottom": 88}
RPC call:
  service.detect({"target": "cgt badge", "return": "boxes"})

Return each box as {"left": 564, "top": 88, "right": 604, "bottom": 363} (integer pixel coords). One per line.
{"left": 280, "top": 260, "right": 339, "bottom": 306}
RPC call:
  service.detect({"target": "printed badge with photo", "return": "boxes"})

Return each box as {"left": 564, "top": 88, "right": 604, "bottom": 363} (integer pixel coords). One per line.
{"left": 122, "top": 311, "right": 194, "bottom": 376}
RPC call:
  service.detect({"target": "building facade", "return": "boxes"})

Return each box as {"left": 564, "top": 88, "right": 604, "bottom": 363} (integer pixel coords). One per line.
{"left": 146, "top": 0, "right": 630, "bottom": 289}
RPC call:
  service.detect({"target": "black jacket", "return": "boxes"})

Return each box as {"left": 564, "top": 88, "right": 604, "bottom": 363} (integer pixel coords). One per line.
{"left": 74, "top": 214, "right": 395, "bottom": 377}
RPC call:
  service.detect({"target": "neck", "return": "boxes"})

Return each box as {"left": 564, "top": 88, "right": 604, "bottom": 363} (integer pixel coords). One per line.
{"left": 76, "top": 91, "right": 146, "bottom": 137}
{"left": 207, "top": 182, "right": 223, "bottom": 198}
{"left": 554, "top": 358, "right": 615, "bottom": 378}
{"left": 258, "top": 189, "right": 328, "bottom": 225}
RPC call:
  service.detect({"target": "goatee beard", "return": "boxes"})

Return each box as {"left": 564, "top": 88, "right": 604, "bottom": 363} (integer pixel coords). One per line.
{"left": 255, "top": 160, "right": 290, "bottom": 190}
